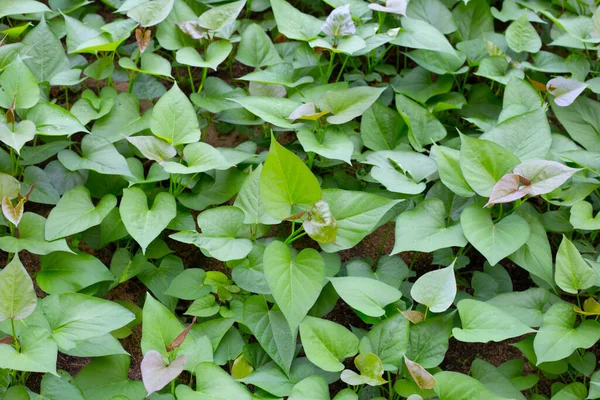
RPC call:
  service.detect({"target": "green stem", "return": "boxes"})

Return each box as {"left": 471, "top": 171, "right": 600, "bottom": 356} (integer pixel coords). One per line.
{"left": 408, "top": 252, "right": 419, "bottom": 270}
{"left": 335, "top": 55, "right": 350, "bottom": 82}
{"left": 11, "top": 318, "right": 19, "bottom": 352}
{"left": 198, "top": 67, "right": 208, "bottom": 93}
{"left": 324, "top": 50, "right": 336, "bottom": 83}
{"left": 187, "top": 65, "right": 196, "bottom": 92}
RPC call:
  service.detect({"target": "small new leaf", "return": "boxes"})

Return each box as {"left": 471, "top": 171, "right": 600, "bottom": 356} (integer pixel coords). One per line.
{"left": 303, "top": 200, "right": 338, "bottom": 244}
{"left": 141, "top": 350, "right": 186, "bottom": 396}
{"left": 322, "top": 4, "right": 356, "bottom": 37}
{"left": 404, "top": 356, "right": 435, "bottom": 390}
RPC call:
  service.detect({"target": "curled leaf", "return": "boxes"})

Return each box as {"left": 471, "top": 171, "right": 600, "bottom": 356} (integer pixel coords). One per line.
{"left": 341, "top": 353, "right": 387, "bottom": 386}
{"left": 303, "top": 200, "right": 338, "bottom": 244}
{"left": 400, "top": 310, "right": 425, "bottom": 324}
{"left": 574, "top": 297, "right": 600, "bottom": 316}
{"left": 547, "top": 77, "right": 588, "bottom": 107}
{"left": 231, "top": 354, "right": 254, "bottom": 379}
{"left": 368, "top": 0, "right": 408, "bottom": 15}
{"left": 485, "top": 174, "right": 530, "bottom": 207}
{"left": 404, "top": 356, "right": 435, "bottom": 390}
{"left": 141, "top": 350, "right": 186, "bottom": 396}
{"left": 321, "top": 4, "right": 356, "bottom": 37}
{"left": 2, "top": 196, "right": 24, "bottom": 227}
{"left": 169, "top": 316, "right": 196, "bottom": 350}
{"left": 288, "top": 103, "right": 329, "bottom": 121}
{"left": 135, "top": 28, "right": 151, "bottom": 53}
{"left": 176, "top": 20, "right": 208, "bottom": 39}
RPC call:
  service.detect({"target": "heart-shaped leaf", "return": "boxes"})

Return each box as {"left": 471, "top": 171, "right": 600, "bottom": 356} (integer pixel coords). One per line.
{"left": 299, "top": 315, "right": 359, "bottom": 372}
{"left": 411, "top": 262, "right": 457, "bottom": 313}
{"left": 0, "top": 326, "right": 57, "bottom": 374}
{"left": 0, "top": 212, "right": 72, "bottom": 255}
{"left": 264, "top": 241, "right": 325, "bottom": 332}
{"left": 0, "top": 56, "right": 39, "bottom": 110}
{"left": 452, "top": 299, "right": 535, "bottom": 342}
{"left": 141, "top": 350, "right": 186, "bottom": 396}
{"left": 570, "top": 201, "right": 600, "bottom": 230}
{"left": 534, "top": 302, "right": 600, "bottom": 364}
{"left": 150, "top": 84, "right": 200, "bottom": 146}
{"left": 176, "top": 40, "right": 233, "bottom": 71}
{"left": 260, "top": 136, "right": 322, "bottom": 219}
{"left": 554, "top": 235, "right": 597, "bottom": 294}
{"left": 45, "top": 186, "right": 117, "bottom": 241}
{"left": 341, "top": 353, "right": 387, "bottom": 386}
{"left": 328, "top": 277, "right": 401, "bottom": 317}
{"left": 460, "top": 204, "right": 531, "bottom": 266}
{"left": 120, "top": 188, "right": 176, "bottom": 254}
{"left": 359, "top": 314, "right": 410, "bottom": 371}
{"left": 513, "top": 160, "right": 580, "bottom": 196}
{"left": 393, "top": 198, "right": 467, "bottom": 254}
{"left": 170, "top": 206, "right": 253, "bottom": 262}
{"left": 0, "top": 120, "right": 36, "bottom": 154}
{"left": 126, "top": 136, "right": 176, "bottom": 165}
{"left": 0, "top": 255, "right": 36, "bottom": 322}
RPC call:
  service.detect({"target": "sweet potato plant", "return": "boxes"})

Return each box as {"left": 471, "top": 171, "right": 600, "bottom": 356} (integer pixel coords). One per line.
{"left": 1, "top": 0, "right": 600, "bottom": 399}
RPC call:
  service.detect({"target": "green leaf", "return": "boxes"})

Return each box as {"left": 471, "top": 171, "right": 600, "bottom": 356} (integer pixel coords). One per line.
{"left": 452, "top": 299, "right": 535, "bottom": 342}
{"left": 57, "top": 134, "right": 132, "bottom": 178}
{"left": 170, "top": 206, "right": 253, "bottom": 262}
{"left": 396, "top": 94, "right": 446, "bottom": 151}
{"left": 406, "top": 313, "right": 454, "bottom": 368}
{"left": 236, "top": 23, "right": 282, "bottom": 68}
{"left": 118, "top": 52, "right": 173, "bottom": 78}
{"left": 392, "top": 17, "right": 456, "bottom": 55}
{"left": 164, "top": 269, "right": 209, "bottom": 300}
{"left": 393, "top": 199, "right": 467, "bottom": 254}
{"left": 360, "top": 102, "right": 406, "bottom": 151}
{"left": 0, "top": 255, "right": 36, "bottom": 322}
{"left": 45, "top": 186, "right": 117, "bottom": 241}
{"left": 39, "top": 370, "right": 85, "bottom": 400}
{"left": 570, "top": 201, "right": 600, "bottom": 230}
{"left": 452, "top": 0, "right": 494, "bottom": 40}
{"left": 487, "top": 288, "right": 549, "bottom": 328}
{"left": 340, "top": 353, "right": 387, "bottom": 386}
{"left": 0, "top": 121, "right": 36, "bottom": 154}
{"left": 297, "top": 126, "right": 354, "bottom": 165}
{"left": 197, "top": 0, "right": 245, "bottom": 31}
{"left": 119, "top": 0, "right": 174, "bottom": 27}
{"left": 551, "top": 97, "right": 600, "bottom": 151}
{"left": 75, "top": 355, "right": 146, "bottom": 400}
{"left": 289, "top": 375, "right": 330, "bottom": 400}
{"left": 300, "top": 316, "right": 358, "bottom": 372}
{"left": 460, "top": 203, "right": 530, "bottom": 266}
{"left": 234, "top": 165, "right": 280, "bottom": 225}
{"left": 0, "top": 326, "right": 57, "bottom": 374}
{"left": 243, "top": 296, "right": 296, "bottom": 374}
{"left": 264, "top": 241, "right": 325, "bottom": 331}
{"left": 120, "top": 188, "right": 176, "bottom": 254}
{"left": 175, "top": 40, "right": 233, "bottom": 71}
{"left": 0, "top": 173, "right": 20, "bottom": 200}
{"left": 175, "top": 363, "right": 252, "bottom": 400}
{"left": 230, "top": 96, "right": 302, "bottom": 128}
{"left": 150, "top": 84, "right": 200, "bottom": 146}
{"left": 554, "top": 235, "right": 597, "bottom": 294}
{"left": 126, "top": 135, "right": 176, "bottom": 165}
{"left": 364, "top": 150, "right": 437, "bottom": 194}
{"left": 260, "top": 136, "right": 321, "bottom": 220}
{"left": 480, "top": 109, "right": 551, "bottom": 161}
{"left": 459, "top": 134, "right": 520, "bottom": 197}
{"left": 0, "top": 56, "right": 39, "bottom": 110}
{"left": 505, "top": 14, "right": 541, "bottom": 53}
{"left": 271, "top": 0, "right": 322, "bottom": 41}
{"left": 470, "top": 358, "right": 526, "bottom": 400}
{"left": 38, "top": 252, "right": 114, "bottom": 294}
{"left": 430, "top": 145, "right": 475, "bottom": 197}
{"left": 318, "top": 86, "right": 386, "bottom": 125}
{"left": 328, "top": 277, "right": 402, "bottom": 317}
{"left": 434, "top": 371, "right": 511, "bottom": 400}
{"left": 0, "top": 0, "right": 50, "bottom": 18}
{"left": 411, "top": 263, "right": 457, "bottom": 313}
{"left": 141, "top": 294, "right": 212, "bottom": 371}
{"left": 359, "top": 314, "right": 410, "bottom": 371}
{"left": 42, "top": 293, "right": 134, "bottom": 351}
{"left": 508, "top": 204, "right": 555, "bottom": 288}
{"left": 162, "top": 142, "right": 252, "bottom": 175}
{"left": 91, "top": 93, "right": 147, "bottom": 143}
{"left": 0, "top": 213, "right": 71, "bottom": 255}
{"left": 27, "top": 101, "right": 88, "bottom": 137}
{"left": 534, "top": 302, "right": 600, "bottom": 364}
{"left": 320, "top": 189, "right": 399, "bottom": 253}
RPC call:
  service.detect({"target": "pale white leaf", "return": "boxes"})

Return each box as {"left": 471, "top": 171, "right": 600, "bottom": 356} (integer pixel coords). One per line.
{"left": 547, "top": 77, "right": 588, "bottom": 107}
{"left": 141, "top": 350, "right": 186, "bottom": 396}
{"left": 322, "top": 4, "right": 356, "bottom": 37}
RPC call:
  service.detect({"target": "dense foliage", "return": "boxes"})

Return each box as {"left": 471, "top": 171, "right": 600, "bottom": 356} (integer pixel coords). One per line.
{"left": 2, "top": 0, "right": 600, "bottom": 398}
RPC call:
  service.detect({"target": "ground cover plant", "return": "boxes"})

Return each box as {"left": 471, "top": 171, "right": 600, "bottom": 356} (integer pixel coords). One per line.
{"left": 3, "top": 0, "right": 600, "bottom": 398}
